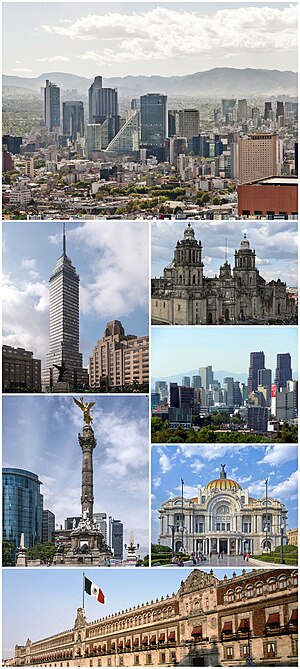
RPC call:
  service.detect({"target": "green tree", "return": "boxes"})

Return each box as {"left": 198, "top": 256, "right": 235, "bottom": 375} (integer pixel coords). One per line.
{"left": 28, "top": 542, "right": 57, "bottom": 564}
{"left": 2, "top": 541, "right": 16, "bottom": 566}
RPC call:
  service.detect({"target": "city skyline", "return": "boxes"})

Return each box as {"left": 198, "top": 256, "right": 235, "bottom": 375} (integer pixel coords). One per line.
{"left": 3, "top": 566, "right": 257, "bottom": 660}
{"left": 3, "top": 3, "right": 298, "bottom": 77}
{"left": 3, "top": 221, "right": 149, "bottom": 367}
{"left": 152, "top": 220, "right": 298, "bottom": 286}
{"left": 2, "top": 395, "right": 149, "bottom": 555}
{"left": 151, "top": 326, "right": 298, "bottom": 379}
{"left": 151, "top": 444, "right": 298, "bottom": 541}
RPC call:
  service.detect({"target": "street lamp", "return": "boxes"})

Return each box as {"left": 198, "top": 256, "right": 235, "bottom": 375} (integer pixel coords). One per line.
{"left": 181, "top": 478, "right": 184, "bottom": 551}
{"left": 168, "top": 525, "right": 176, "bottom": 556}
{"left": 280, "top": 522, "right": 285, "bottom": 564}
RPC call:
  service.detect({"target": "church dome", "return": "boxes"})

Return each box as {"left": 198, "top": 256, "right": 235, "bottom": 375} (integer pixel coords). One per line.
{"left": 204, "top": 464, "right": 241, "bottom": 492}
{"left": 183, "top": 223, "right": 195, "bottom": 240}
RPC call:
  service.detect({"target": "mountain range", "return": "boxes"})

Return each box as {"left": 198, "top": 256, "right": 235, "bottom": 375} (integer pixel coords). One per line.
{"left": 152, "top": 370, "right": 248, "bottom": 391}
{"left": 3, "top": 67, "right": 298, "bottom": 97}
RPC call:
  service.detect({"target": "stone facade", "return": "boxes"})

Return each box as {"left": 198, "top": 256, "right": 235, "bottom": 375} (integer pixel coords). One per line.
{"left": 11, "top": 568, "right": 298, "bottom": 667}
{"left": 151, "top": 224, "right": 296, "bottom": 325}
{"left": 158, "top": 466, "right": 288, "bottom": 556}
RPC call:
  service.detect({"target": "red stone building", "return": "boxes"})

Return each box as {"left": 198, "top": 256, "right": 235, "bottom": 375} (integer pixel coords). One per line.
{"left": 238, "top": 176, "right": 298, "bottom": 218}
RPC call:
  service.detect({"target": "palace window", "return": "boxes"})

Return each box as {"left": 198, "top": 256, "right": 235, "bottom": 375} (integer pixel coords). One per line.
{"left": 159, "top": 653, "right": 166, "bottom": 664}
{"left": 227, "top": 590, "right": 234, "bottom": 603}
{"left": 146, "top": 654, "right": 152, "bottom": 665}
{"left": 268, "top": 579, "right": 276, "bottom": 593}
{"left": 134, "top": 656, "right": 140, "bottom": 665}
{"left": 255, "top": 582, "right": 263, "bottom": 595}
{"left": 264, "top": 642, "right": 276, "bottom": 659}
{"left": 224, "top": 647, "right": 233, "bottom": 659}
{"left": 278, "top": 575, "right": 288, "bottom": 590}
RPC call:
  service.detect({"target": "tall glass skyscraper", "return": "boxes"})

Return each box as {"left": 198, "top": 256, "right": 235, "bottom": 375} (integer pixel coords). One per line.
{"left": 44, "top": 79, "right": 60, "bottom": 132}
{"left": 2, "top": 468, "right": 43, "bottom": 549}
{"left": 140, "top": 93, "right": 168, "bottom": 160}
{"left": 88, "top": 75, "right": 120, "bottom": 143}
{"left": 42, "top": 225, "right": 88, "bottom": 391}
{"left": 62, "top": 101, "right": 84, "bottom": 139}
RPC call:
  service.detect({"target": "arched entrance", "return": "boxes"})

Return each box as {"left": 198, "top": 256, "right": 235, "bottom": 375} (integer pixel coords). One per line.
{"left": 207, "top": 312, "right": 212, "bottom": 324}
{"left": 224, "top": 308, "right": 230, "bottom": 322}
{"left": 175, "top": 540, "right": 182, "bottom": 552}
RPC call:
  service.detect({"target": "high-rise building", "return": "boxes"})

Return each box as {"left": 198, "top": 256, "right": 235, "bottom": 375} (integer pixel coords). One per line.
{"left": 93, "top": 513, "right": 107, "bottom": 544}
{"left": 140, "top": 93, "right": 168, "bottom": 159}
{"left": 178, "top": 109, "right": 200, "bottom": 140}
{"left": 2, "top": 468, "right": 43, "bottom": 549}
{"left": 275, "top": 353, "right": 292, "bottom": 390}
{"left": 258, "top": 368, "right": 272, "bottom": 404}
{"left": 44, "top": 79, "right": 60, "bottom": 132}
{"left": 2, "top": 135, "right": 22, "bottom": 154}
{"left": 248, "top": 351, "right": 265, "bottom": 394}
{"left": 62, "top": 101, "right": 84, "bottom": 139}
{"left": 182, "top": 376, "right": 190, "bottom": 387}
{"left": 88, "top": 76, "right": 119, "bottom": 143}
{"left": 155, "top": 381, "right": 168, "bottom": 403}
{"left": 106, "top": 110, "right": 140, "bottom": 154}
{"left": 198, "top": 366, "right": 214, "bottom": 390}
{"left": 191, "top": 375, "right": 202, "bottom": 389}
{"left": 237, "top": 133, "right": 279, "bottom": 184}
{"left": 237, "top": 99, "right": 248, "bottom": 121}
{"left": 42, "top": 225, "right": 88, "bottom": 391}
{"left": 88, "top": 320, "right": 149, "bottom": 390}
{"left": 247, "top": 406, "right": 269, "bottom": 432}
{"left": 2, "top": 345, "right": 41, "bottom": 392}
{"left": 42, "top": 510, "right": 55, "bottom": 543}
{"left": 264, "top": 102, "right": 272, "bottom": 120}
{"left": 221, "top": 99, "right": 236, "bottom": 120}
{"left": 276, "top": 101, "right": 284, "bottom": 121}
{"left": 109, "top": 517, "right": 123, "bottom": 560}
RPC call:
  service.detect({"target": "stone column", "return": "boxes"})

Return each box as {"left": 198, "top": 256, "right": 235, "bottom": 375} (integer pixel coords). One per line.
{"left": 78, "top": 424, "right": 97, "bottom": 520}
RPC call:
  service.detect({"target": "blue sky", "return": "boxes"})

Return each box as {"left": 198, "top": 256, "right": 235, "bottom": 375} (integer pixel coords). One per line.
{"left": 151, "top": 444, "right": 298, "bottom": 541}
{"left": 3, "top": 3, "right": 297, "bottom": 77}
{"left": 2, "top": 395, "right": 149, "bottom": 554}
{"left": 151, "top": 326, "right": 298, "bottom": 379}
{"left": 2, "top": 566, "right": 262, "bottom": 659}
{"left": 3, "top": 221, "right": 149, "bottom": 367}
{"left": 152, "top": 221, "right": 298, "bottom": 286}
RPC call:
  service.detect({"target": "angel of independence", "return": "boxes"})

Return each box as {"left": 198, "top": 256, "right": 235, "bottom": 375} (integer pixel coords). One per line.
{"left": 73, "top": 397, "right": 96, "bottom": 425}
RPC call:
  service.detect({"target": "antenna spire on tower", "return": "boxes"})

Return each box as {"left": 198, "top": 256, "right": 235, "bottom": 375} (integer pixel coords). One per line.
{"left": 225, "top": 237, "right": 228, "bottom": 262}
{"left": 63, "top": 222, "right": 66, "bottom": 256}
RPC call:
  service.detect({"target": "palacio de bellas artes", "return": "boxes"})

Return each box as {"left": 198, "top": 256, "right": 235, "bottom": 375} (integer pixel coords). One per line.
{"left": 151, "top": 224, "right": 296, "bottom": 325}
{"left": 8, "top": 568, "right": 298, "bottom": 667}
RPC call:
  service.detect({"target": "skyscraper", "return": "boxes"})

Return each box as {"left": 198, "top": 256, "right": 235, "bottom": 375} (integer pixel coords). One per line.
{"left": 42, "top": 510, "right": 55, "bottom": 543}
{"left": 140, "top": 93, "right": 168, "bottom": 159}
{"left": 248, "top": 351, "right": 265, "bottom": 394}
{"left": 2, "top": 468, "right": 43, "bottom": 549}
{"left": 62, "top": 101, "right": 84, "bottom": 139}
{"left": 109, "top": 518, "right": 123, "bottom": 560}
{"left": 42, "top": 225, "right": 88, "bottom": 391}
{"left": 178, "top": 109, "right": 200, "bottom": 141}
{"left": 237, "top": 133, "right": 279, "bottom": 184}
{"left": 198, "top": 366, "right": 214, "bottom": 390}
{"left": 275, "top": 353, "right": 292, "bottom": 390}
{"left": 44, "top": 79, "right": 60, "bottom": 132}
{"left": 88, "top": 76, "right": 119, "bottom": 143}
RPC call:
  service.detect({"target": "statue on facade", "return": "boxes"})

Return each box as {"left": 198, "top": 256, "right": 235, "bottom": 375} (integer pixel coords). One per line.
{"left": 73, "top": 397, "right": 95, "bottom": 425}
{"left": 53, "top": 360, "right": 67, "bottom": 382}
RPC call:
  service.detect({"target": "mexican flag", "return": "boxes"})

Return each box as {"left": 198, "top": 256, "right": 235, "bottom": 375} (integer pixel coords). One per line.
{"left": 84, "top": 577, "right": 105, "bottom": 603}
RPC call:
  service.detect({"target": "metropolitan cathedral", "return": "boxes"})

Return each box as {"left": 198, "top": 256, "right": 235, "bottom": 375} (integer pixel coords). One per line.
{"left": 151, "top": 224, "right": 296, "bottom": 325}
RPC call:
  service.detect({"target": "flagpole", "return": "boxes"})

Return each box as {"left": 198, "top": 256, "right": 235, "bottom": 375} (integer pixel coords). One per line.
{"left": 83, "top": 571, "right": 85, "bottom": 609}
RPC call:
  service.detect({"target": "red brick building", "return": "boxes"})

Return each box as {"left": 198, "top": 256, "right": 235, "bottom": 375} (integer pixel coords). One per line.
{"left": 238, "top": 176, "right": 298, "bottom": 218}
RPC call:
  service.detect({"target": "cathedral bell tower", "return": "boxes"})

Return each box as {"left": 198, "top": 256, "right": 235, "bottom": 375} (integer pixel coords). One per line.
{"left": 233, "top": 234, "right": 258, "bottom": 288}
{"left": 173, "top": 223, "right": 204, "bottom": 288}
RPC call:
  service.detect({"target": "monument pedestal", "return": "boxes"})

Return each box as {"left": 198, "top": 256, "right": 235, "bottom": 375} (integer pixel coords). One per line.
{"left": 53, "top": 381, "right": 70, "bottom": 392}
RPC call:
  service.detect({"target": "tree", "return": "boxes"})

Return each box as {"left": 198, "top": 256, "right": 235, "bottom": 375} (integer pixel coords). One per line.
{"left": 28, "top": 542, "right": 57, "bottom": 564}
{"left": 2, "top": 541, "right": 16, "bottom": 566}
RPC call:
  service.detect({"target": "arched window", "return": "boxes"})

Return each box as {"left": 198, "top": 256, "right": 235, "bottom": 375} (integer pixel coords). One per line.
{"left": 227, "top": 590, "right": 234, "bottom": 603}
{"left": 235, "top": 588, "right": 242, "bottom": 601}
{"left": 255, "top": 582, "right": 263, "bottom": 595}
{"left": 292, "top": 571, "right": 298, "bottom": 587}
{"left": 278, "top": 575, "right": 288, "bottom": 590}
{"left": 268, "top": 578, "right": 276, "bottom": 593}
{"left": 246, "top": 585, "right": 253, "bottom": 598}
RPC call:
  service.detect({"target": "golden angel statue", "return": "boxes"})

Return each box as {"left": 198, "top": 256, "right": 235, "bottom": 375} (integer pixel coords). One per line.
{"left": 73, "top": 397, "right": 95, "bottom": 425}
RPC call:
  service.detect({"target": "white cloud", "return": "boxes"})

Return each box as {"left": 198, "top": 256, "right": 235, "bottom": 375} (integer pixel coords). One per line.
{"left": 35, "top": 56, "right": 70, "bottom": 63}
{"left": 157, "top": 447, "right": 174, "bottom": 475}
{"left": 258, "top": 444, "right": 298, "bottom": 466}
{"left": 68, "top": 221, "right": 148, "bottom": 319}
{"left": 12, "top": 68, "right": 32, "bottom": 73}
{"left": 41, "top": 5, "right": 297, "bottom": 66}
{"left": 270, "top": 470, "right": 298, "bottom": 500}
{"left": 21, "top": 258, "right": 37, "bottom": 270}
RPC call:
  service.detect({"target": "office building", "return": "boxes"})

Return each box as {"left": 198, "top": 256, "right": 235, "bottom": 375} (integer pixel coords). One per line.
{"left": 2, "top": 134, "right": 22, "bottom": 154}
{"left": 248, "top": 352, "right": 265, "bottom": 395}
{"left": 89, "top": 320, "right": 149, "bottom": 390}
{"left": 237, "top": 133, "right": 279, "bottom": 184}
{"left": 109, "top": 517, "right": 123, "bottom": 560}
{"left": 181, "top": 376, "right": 190, "bottom": 387}
{"left": 2, "top": 345, "right": 41, "bottom": 392}
{"left": 276, "top": 101, "right": 284, "bottom": 121}
{"left": 93, "top": 513, "right": 107, "bottom": 544}
{"left": 221, "top": 99, "right": 236, "bottom": 120}
{"left": 237, "top": 99, "right": 248, "bottom": 121}
{"left": 258, "top": 368, "right": 272, "bottom": 404}
{"left": 88, "top": 76, "right": 119, "bottom": 143}
{"left": 42, "top": 510, "right": 55, "bottom": 543}
{"left": 41, "top": 225, "right": 88, "bottom": 391}
{"left": 140, "top": 93, "right": 167, "bottom": 159}
{"left": 271, "top": 387, "right": 296, "bottom": 422}
{"left": 178, "top": 109, "right": 200, "bottom": 140}
{"left": 44, "top": 79, "right": 60, "bottom": 132}
{"left": 106, "top": 110, "right": 140, "bottom": 154}
{"left": 2, "top": 468, "right": 43, "bottom": 549}
{"left": 247, "top": 406, "right": 269, "bottom": 432}
{"left": 155, "top": 381, "right": 168, "bottom": 404}
{"left": 275, "top": 353, "right": 292, "bottom": 390}
{"left": 62, "top": 101, "right": 84, "bottom": 139}
{"left": 264, "top": 102, "right": 272, "bottom": 120}
{"left": 11, "top": 568, "right": 298, "bottom": 667}
{"left": 198, "top": 366, "right": 214, "bottom": 390}
{"left": 159, "top": 464, "right": 287, "bottom": 555}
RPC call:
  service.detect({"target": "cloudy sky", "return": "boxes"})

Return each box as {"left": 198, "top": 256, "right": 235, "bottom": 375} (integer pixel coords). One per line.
{"left": 152, "top": 220, "right": 298, "bottom": 286}
{"left": 3, "top": 567, "right": 254, "bottom": 659}
{"left": 2, "top": 220, "right": 149, "bottom": 367}
{"left": 152, "top": 443, "right": 298, "bottom": 540}
{"left": 3, "top": 394, "right": 149, "bottom": 554}
{"left": 3, "top": 2, "right": 298, "bottom": 77}
{"left": 151, "top": 326, "right": 298, "bottom": 379}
